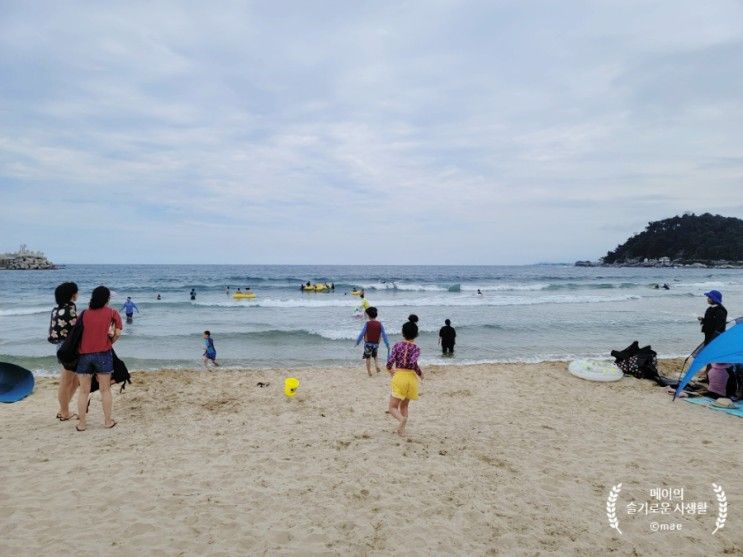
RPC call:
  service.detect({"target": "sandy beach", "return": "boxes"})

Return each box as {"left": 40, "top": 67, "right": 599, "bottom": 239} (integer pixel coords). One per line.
{"left": 1, "top": 361, "right": 741, "bottom": 556}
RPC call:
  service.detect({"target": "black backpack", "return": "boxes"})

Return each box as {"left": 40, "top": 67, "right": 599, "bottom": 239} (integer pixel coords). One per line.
{"left": 90, "top": 350, "right": 132, "bottom": 394}
{"left": 611, "top": 341, "right": 662, "bottom": 383}
{"left": 56, "top": 310, "right": 85, "bottom": 368}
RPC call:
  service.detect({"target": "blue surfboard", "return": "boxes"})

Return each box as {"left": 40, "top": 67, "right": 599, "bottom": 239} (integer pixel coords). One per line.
{"left": 0, "top": 362, "right": 35, "bottom": 403}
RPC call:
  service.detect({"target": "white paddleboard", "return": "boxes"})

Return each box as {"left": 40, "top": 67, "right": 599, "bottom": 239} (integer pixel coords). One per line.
{"left": 568, "top": 360, "right": 623, "bottom": 382}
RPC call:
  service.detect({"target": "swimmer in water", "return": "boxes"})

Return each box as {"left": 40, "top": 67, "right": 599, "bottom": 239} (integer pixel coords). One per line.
{"left": 121, "top": 297, "right": 139, "bottom": 323}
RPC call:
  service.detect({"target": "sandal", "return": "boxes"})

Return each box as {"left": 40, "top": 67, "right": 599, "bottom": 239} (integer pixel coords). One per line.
{"left": 105, "top": 421, "right": 117, "bottom": 429}
{"left": 75, "top": 425, "right": 86, "bottom": 432}
{"left": 58, "top": 413, "right": 78, "bottom": 422}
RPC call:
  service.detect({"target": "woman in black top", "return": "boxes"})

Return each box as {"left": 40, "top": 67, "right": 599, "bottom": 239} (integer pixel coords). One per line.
{"left": 699, "top": 290, "right": 727, "bottom": 345}
{"left": 48, "top": 282, "right": 80, "bottom": 421}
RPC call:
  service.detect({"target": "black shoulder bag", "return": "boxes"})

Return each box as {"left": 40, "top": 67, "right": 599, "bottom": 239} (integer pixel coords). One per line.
{"left": 56, "top": 310, "right": 85, "bottom": 369}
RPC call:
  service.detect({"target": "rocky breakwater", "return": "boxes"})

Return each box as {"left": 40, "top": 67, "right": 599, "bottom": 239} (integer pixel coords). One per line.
{"left": 0, "top": 245, "right": 57, "bottom": 270}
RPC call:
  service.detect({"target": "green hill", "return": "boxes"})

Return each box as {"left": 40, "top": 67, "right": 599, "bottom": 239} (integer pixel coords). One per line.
{"left": 603, "top": 213, "right": 743, "bottom": 264}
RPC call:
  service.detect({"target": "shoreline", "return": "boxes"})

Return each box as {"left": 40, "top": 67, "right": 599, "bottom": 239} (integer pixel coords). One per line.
{"left": 21, "top": 355, "right": 694, "bottom": 378}
{"left": 2, "top": 361, "right": 740, "bottom": 555}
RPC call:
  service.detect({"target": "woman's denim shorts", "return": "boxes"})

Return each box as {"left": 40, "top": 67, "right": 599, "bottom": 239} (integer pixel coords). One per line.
{"left": 76, "top": 350, "right": 113, "bottom": 374}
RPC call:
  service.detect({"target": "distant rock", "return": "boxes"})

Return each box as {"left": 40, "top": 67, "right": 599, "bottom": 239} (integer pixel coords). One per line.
{"left": 0, "top": 244, "right": 56, "bottom": 270}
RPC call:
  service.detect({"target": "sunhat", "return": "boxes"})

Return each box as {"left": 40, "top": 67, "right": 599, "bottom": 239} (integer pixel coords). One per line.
{"left": 704, "top": 290, "right": 723, "bottom": 304}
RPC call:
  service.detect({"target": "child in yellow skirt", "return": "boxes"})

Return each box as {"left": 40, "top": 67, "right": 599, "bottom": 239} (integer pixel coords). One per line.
{"left": 386, "top": 316, "right": 423, "bottom": 436}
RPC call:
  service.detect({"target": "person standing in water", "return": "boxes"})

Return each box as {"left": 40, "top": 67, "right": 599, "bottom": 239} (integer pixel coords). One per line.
{"left": 386, "top": 316, "right": 423, "bottom": 436}
{"left": 439, "top": 319, "right": 456, "bottom": 356}
{"left": 121, "top": 296, "right": 139, "bottom": 324}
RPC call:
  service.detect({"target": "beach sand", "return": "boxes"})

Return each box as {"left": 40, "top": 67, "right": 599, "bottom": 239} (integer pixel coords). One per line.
{"left": 1, "top": 361, "right": 741, "bottom": 556}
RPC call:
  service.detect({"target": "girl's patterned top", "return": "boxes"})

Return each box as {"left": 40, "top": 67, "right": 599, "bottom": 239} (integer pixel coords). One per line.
{"left": 48, "top": 302, "right": 77, "bottom": 344}
{"left": 386, "top": 341, "right": 422, "bottom": 375}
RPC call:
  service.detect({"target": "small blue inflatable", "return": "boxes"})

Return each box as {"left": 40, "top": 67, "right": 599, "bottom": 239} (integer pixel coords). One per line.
{"left": 0, "top": 362, "right": 35, "bottom": 403}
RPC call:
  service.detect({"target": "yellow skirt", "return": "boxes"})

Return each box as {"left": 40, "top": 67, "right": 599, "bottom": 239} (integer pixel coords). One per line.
{"left": 391, "top": 370, "right": 419, "bottom": 400}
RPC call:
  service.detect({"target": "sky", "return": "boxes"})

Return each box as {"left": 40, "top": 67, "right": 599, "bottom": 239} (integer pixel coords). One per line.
{"left": 1, "top": 1, "right": 742, "bottom": 265}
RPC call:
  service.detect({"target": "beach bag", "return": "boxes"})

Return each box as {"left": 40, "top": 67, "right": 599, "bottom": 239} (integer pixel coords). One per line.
{"left": 90, "top": 350, "right": 131, "bottom": 394}
{"left": 611, "top": 341, "right": 661, "bottom": 383}
{"left": 56, "top": 310, "right": 85, "bottom": 368}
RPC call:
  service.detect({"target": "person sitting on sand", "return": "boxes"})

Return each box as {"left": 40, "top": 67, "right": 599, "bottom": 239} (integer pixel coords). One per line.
{"left": 48, "top": 281, "right": 80, "bottom": 421}
{"left": 386, "top": 316, "right": 424, "bottom": 436}
{"left": 355, "top": 307, "right": 390, "bottom": 376}
{"left": 706, "top": 363, "right": 732, "bottom": 398}
{"left": 75, "top": 286, "right": 122, "bottom": 431}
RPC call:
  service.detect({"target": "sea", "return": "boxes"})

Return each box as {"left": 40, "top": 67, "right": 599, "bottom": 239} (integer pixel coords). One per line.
{"left": 1, "top": 264, "right": 742, "bottom": 376}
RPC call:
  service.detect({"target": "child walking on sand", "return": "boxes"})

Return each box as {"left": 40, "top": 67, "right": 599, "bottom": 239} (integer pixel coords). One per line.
{"left": 203, "top": 330, "right": 220, "bottom": 369}
{"left": 386, "top": 316, "right": 423, "bottom": 436}
{"left": 355, "top": 306, "right": 390, "bottom": 376}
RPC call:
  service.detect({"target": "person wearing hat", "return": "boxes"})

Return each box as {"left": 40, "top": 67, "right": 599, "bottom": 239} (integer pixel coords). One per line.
{"left": 698, "top": 290, "right": 727, "bottom": 346}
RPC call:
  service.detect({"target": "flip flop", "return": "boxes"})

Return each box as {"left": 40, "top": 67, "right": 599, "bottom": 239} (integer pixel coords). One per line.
{"left": 75, "top": 425, "right": 86, "bottom": 432}
{"left": 105, "top": 421, "right": 117, "bottom": 429}
{"left": 58, "top": 413, "right": 78, "bottom": 422}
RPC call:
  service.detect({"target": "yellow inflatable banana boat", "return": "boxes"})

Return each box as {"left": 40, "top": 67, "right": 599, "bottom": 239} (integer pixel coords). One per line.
{"left": 233, "top": 292, "right": 256, "bottom": 299}
{"left": 303, "top": 284, "right": 329, "bottom": 292}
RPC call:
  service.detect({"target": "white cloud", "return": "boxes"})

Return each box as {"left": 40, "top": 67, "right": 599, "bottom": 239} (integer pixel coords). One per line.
{"left": 1, "top": 1, "right": 742, "bottom": 263}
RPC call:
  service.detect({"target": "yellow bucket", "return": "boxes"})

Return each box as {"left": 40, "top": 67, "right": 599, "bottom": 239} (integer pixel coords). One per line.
{"left": 284, "top": 377, "right": 300, "bottom": 397}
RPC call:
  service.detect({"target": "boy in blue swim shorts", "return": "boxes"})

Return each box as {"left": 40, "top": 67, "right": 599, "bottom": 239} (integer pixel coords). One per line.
{"left": 355, "top": 307, "right": 389, "bottom": 376}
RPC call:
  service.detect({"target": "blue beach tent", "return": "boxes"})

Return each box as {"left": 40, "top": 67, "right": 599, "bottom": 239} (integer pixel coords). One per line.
{"left": 674, "top": 318, "right": 743, "bottom": 400}
{"left": 0, "top": 362, "right": 35, "bottom": 403}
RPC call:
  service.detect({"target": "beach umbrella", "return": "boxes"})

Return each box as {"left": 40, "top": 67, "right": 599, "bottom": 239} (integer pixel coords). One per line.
{"left": 674, "top": 318, "right": 743, "bottom": 400}
{"left": 0, "top": 362, "right": 35, "bottom": 403}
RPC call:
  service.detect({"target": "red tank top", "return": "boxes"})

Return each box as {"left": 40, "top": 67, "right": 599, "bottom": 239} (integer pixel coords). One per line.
{"left": 365, "top": 320, "right": 382, "bottom": 343}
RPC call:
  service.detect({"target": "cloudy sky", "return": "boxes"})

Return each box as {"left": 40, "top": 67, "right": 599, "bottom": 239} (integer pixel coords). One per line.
{"left": 1, "top": 1, "right": 742, "bottom": 264}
